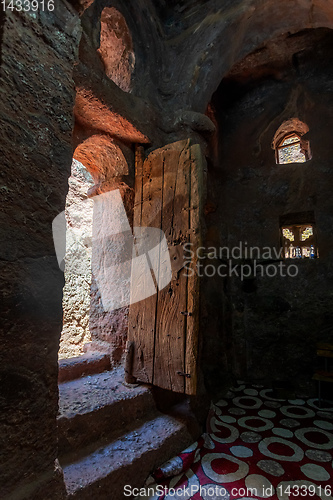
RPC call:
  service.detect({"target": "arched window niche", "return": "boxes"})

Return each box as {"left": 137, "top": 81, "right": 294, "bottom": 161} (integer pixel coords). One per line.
{"left": 98, "top": 7, "right": 135, "bottom": 93}
{"left": 272, "top": 118, "right": 312, "bottom": 165}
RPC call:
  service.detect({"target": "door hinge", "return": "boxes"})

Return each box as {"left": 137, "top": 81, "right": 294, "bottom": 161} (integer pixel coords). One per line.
{"left": 177, "top": 371, "right": 191, "bottom": 378}
{"left": 180, "top": 311, "right": 192, "bottom": 316}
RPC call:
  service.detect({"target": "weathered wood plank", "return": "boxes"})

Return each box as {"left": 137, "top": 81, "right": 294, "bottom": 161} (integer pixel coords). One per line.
{"left": 127, "top": 145, "right": 144, "bottom": 382}
{"left": 185, "top": 143, "right": 205, "bottom": 396}
{"left": 128, "top": 148, "right": 164, "bottom": 383}
{"left": 153, "top": 140, "right": 191, "bottom": 393}
{"left": 127, "top": 140, "right": 203, "bottom": 395}
{"left": 133, "top": 145, "right": 144, "bottom": 227}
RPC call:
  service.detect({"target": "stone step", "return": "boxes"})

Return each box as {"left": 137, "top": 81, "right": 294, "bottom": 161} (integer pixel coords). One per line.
{"left": 58, "top": 352, "right": 111, "bottom": 383}
{"left": 58, "top": 368, "right": 157, "bottom": 462}
{"left": 63, "top": 414, "right": 193, "bottom": 500}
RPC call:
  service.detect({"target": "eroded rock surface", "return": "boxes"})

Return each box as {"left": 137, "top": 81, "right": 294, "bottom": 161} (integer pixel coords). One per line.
{"left": 59, "top": 160, "right": 94, "bottom": 359}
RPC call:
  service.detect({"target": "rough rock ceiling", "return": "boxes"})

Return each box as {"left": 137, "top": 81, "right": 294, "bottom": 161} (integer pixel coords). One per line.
{"left": 74, "top": 1, "right": 333, "bottom": 114}
{"left": 225, "top": 28, "right": 333, "bottom": 86}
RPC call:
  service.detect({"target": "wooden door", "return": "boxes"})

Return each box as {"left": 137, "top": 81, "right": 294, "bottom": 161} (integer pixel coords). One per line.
{"left": 127, "top": 139, "right": 204, "bottom": 395}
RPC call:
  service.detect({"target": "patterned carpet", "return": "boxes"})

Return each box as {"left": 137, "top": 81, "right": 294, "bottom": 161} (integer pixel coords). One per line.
{"left": 142, "top": 381, "right": 333, "bottom": 499}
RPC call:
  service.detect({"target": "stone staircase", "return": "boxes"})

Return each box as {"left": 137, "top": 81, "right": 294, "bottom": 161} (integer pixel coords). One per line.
{"left": 58, "top": 366, "right": 195, "bottom": 499}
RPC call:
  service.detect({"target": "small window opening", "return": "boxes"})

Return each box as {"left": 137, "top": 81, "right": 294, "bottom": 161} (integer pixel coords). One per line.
{"left": 272, "top": 118, "right": 312, "bottom": 165}
{"left": 280, "top": 212, "right": 318, "bottom": 259}
{"left": 281, "top": 221, "right": 318, "bottom": 259}
{"left": 277, "top": 133, "right": 307, "bottom": 164}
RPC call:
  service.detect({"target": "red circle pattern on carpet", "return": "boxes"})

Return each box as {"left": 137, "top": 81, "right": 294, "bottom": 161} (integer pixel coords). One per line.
{"left": 150, "top": 383, "right": 333, "bottom": 500}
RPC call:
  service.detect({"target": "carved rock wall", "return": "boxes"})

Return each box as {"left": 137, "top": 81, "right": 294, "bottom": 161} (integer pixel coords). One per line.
{"left": 202, "top": 29, "right": 333, "bottom": 394}
{"left": 0, "top": 5, "right": 81, "bottom": 498}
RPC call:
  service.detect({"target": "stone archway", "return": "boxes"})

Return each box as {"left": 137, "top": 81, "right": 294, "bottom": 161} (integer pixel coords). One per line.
{"left": 59, "top": 134, "right": 135, "bottom": 365}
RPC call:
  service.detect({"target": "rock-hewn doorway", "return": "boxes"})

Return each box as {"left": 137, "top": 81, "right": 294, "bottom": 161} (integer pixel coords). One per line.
{"left": 59, "top": 159, "right": 94, "bottom": 359}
